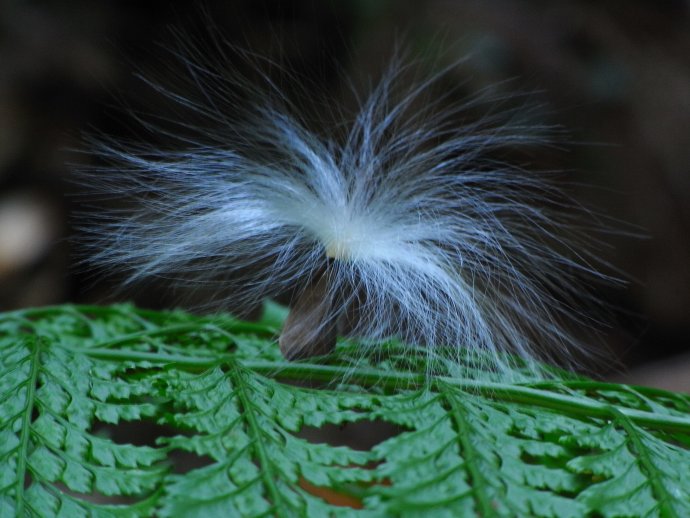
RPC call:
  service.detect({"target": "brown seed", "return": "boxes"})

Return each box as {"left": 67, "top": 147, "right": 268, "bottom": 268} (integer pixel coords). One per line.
{"left": 279, "top": 269, "right": 338, "bottom": 360}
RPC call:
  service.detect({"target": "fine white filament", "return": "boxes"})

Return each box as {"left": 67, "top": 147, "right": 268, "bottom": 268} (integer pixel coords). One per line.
{"left": 80, "top": 48, "right": 612, "bottom": 377}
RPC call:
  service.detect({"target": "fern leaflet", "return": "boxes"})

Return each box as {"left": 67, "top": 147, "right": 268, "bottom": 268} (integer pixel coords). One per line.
{"left": 1, "top": 303, "right": 689, "bottom": 516}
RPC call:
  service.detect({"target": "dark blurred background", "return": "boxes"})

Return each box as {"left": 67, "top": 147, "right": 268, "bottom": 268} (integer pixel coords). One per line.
{"left": 1, "top": 0, "right": 689, "bottom": 389}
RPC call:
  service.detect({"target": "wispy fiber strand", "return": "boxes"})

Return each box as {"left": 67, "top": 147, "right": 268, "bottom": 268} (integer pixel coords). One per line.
{"left": 78, "top": 45, "right": 615, "bottom": 377}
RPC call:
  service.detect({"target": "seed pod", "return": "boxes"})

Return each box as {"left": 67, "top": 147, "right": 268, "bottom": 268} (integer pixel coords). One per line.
{"left": 280, "top": 268, "right": 338, "bottom": 360}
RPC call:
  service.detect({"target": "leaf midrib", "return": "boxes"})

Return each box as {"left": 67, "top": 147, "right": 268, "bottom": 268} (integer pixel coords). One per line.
{"left": 14, "top": 337, "right": 41, "bottom": 514}
{"left": 443, "top": 385, "right": 501, "bottom": 516}
{"left": 230, "top": 366, "right": 286, "bottom": 517}
{"left": 612, "top": 408, "right": 679, "bottom": 518}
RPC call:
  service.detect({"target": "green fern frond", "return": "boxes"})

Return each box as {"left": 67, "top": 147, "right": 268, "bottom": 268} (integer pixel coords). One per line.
{"left": 1, "top": 303, "right": 689, "bottom": 517}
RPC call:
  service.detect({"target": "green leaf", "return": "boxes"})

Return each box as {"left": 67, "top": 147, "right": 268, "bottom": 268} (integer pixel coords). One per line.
{"left": 1, "top": 303, "right": 690, "bottom": 517}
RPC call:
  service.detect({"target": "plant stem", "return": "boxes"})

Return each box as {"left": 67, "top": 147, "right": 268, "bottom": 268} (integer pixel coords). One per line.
{"left": 243, "top": 361, "right": 690, "bottom": 434}
{"left": 61, "top": 345, "right": 690, "bottom": 435}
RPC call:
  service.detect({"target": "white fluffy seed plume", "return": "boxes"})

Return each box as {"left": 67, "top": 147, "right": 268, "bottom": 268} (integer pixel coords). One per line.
{"left": 79, "top": 48, "right": 614, "bottom": 377}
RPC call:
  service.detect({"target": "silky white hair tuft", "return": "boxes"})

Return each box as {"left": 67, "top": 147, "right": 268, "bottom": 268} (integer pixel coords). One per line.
{"left": 77, "top": 46, "right": 616, "bottom": 378}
